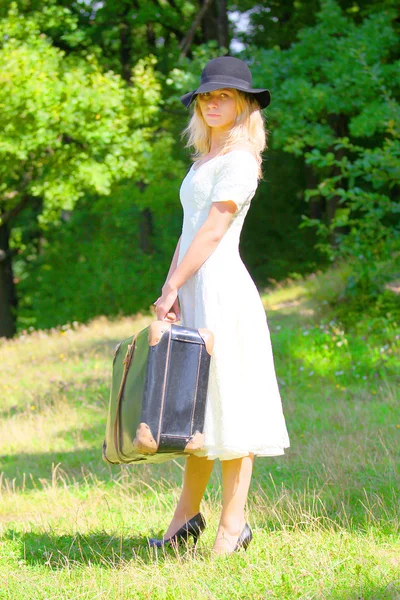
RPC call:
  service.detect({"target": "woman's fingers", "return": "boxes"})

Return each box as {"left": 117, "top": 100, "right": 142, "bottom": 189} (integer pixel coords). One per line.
{"left": 154, "top": 288, "right": 179, "bottom": 322}
{"left": 171, "top": 297, "right": 181, "bottom": 320}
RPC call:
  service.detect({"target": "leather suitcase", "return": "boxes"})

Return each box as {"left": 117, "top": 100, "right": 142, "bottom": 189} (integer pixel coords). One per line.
{"left": 102, "top": 320, "right": 214, "bottom": 465}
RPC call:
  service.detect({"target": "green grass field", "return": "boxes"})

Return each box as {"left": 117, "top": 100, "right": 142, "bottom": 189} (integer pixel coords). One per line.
{"left": 1, "top": 263, "right": 399, "bottom": 600}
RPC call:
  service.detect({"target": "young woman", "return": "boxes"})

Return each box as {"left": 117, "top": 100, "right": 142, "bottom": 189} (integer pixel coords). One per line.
{"left": 151, "top": 56, "right": 290, "bottom": 555}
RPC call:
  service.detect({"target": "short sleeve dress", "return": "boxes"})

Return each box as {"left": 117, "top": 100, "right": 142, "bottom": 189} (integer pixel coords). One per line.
{"left": 177, "top": 149, "right": 290, "bottom": 461}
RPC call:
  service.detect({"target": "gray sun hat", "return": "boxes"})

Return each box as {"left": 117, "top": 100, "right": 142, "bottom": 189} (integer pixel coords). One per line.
{"left": 180, "top": 56, "right": 271, "bottom": 110}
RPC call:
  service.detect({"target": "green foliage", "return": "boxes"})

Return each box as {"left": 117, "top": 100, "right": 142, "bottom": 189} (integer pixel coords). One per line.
{"left": 0, "top": 3, "right": 162, "bottom": 225}
{"left": 300, "top": 130, "right": 400, "bottom": 317}
{"left": 0, "top": 2, "right": 186, "bottom": 336}
{"left": 2, "top": 0, "right": 400, "bottom": 336}
{"left": 246, "top": 1, "right": 399, "bottom": 154}
{"left": 16, "top": 181, "right": 183, "bottom": 331}
{"left": 238, "top": 0, "right": 400, "bottom": 319}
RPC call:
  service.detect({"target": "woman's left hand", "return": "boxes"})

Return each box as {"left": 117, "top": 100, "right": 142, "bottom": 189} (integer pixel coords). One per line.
{"left": 153, "top": 282, "right": 180, "bottom": 322}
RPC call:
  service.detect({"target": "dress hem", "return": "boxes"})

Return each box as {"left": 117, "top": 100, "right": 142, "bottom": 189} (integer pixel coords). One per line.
{"left": 192, "top": 444, "right": 290, "bottom": 461}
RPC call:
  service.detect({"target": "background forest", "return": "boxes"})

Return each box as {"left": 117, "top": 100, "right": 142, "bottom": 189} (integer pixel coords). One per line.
{"left": 1, "top": 0, "right": 399, "bottom": 338}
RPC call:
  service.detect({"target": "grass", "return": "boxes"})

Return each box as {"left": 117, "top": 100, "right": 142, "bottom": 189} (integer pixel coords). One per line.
{"left": 0, "top": 262, "right": 399, "bottom": 600}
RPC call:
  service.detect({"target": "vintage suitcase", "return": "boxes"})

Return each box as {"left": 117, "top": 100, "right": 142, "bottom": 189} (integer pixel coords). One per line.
{"left": 102, "top": 320, "right": 214, "bottom": 465}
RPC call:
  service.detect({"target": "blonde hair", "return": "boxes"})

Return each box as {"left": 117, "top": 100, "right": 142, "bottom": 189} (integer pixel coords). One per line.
{"left": 180, "top": 88, "right": 268, "bottom": 181}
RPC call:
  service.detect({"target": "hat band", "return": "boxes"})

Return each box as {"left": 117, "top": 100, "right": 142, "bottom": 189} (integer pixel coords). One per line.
{"left": 200, "top": 75, "right": 251, "bottom": 89}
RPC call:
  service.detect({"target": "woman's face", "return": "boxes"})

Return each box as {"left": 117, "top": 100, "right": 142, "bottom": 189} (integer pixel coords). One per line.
{"left": 196, "top": 88, "right": 237, "bottom": 130}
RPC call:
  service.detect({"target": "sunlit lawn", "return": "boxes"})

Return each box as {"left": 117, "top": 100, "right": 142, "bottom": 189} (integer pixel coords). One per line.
{"left": 1, "top": 262, "right": 399, "bottom": 599}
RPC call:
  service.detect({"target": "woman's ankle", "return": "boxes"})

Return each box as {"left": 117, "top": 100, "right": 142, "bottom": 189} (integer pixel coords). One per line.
{"left": 218, "top": 514, "right": 246, "bottom": 534}
{"left": 173, "top": 507, "right": 201, "bottom": 521}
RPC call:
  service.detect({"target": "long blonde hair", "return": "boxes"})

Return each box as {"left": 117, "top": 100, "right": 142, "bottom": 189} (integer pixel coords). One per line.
{"left": 180, "top": 89, "right": 268, "bottom": 181}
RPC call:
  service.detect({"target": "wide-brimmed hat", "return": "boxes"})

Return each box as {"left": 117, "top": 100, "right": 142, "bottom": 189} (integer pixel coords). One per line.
{"left": 180, "top": 56, "right": 271, "bottom": 110}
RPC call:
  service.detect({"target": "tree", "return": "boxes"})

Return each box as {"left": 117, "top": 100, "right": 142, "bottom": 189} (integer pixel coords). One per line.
{"left": 239, "top": 0, "right": 399, "bottom": 239}
{"left": 0, "top": 4, "right": 163, "bottom": 338}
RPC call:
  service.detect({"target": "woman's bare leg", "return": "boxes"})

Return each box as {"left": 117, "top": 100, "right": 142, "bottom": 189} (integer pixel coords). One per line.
{"left": 212, "top": 452, "right": 255, "bottom": 554}
{"left": 162, "top": 454, "right": 214, "bottom": 539}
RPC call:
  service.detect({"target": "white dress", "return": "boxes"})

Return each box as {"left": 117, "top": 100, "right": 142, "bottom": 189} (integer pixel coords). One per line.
{"left": 177, "top": 149, "right": 290, "bottom": 461}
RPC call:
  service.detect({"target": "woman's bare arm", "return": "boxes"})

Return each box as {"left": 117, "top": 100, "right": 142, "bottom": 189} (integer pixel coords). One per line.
{"left": 166, "top": 201, "right": 236, "bottom": 291}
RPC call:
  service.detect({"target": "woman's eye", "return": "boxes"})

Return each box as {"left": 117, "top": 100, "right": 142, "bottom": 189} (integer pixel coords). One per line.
{"left": 201, "top": 92, "right": 227, "bottom": 99}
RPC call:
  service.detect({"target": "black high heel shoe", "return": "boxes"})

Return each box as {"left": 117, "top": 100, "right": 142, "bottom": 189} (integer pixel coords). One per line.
{"left": 148, "top": 512, "right": 206, "bottom": 549}
{"left": 233, "top": 522, "right": 253, "bottom": 552}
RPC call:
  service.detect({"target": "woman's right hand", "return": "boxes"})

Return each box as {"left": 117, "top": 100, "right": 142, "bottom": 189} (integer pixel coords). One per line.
{"left": 152, "top": 293, "right": 181, "bottom": 322}
{"left": 170, "top": 295, "right": 181, "bottom": 322}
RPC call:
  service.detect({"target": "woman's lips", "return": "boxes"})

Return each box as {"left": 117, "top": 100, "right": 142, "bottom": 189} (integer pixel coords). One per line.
{"left": 207, "top": 114, "right": 221, "bottom": 117}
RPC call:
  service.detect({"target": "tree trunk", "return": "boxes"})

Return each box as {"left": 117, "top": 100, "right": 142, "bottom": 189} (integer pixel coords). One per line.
{"left": 216, "top": 0, "right": 229, "bottom": 50}
{"left": 135, "top": 181, "right": 155, "bottom": 253}
{"left": 0, "top": 222, "right": 17, "bottom": 339}
{"left": 119, "top": 8, "right": 132, "bottom": 84}
{"left": 304, "top": 163, "right": 323, "bottom": 219}
{"left": 139, "top": 207, "right": 155, "bottom": 253}
{"left": 146, "top": 22, "right": 156, "bottom": 48}
{"left": 201, "top": 0, "right": 229, "bottom": 47}
{"left": 180, "top": 0, "right": 214, "bottom": 58}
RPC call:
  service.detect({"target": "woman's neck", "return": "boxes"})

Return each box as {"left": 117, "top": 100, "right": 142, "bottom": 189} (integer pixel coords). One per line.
{"left": 209, "top": 130, "right": 232, "bottom": 153}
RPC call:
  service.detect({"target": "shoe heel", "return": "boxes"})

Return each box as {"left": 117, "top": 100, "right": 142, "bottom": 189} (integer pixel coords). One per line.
{"left": 241, "top": 537, "right": 251, "bottom": 551}
{"left": 179, "top": 530, "right": 200, "bottom": 548}
{"left": 233, "top": 523, "right": 253, "bottom": 552}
